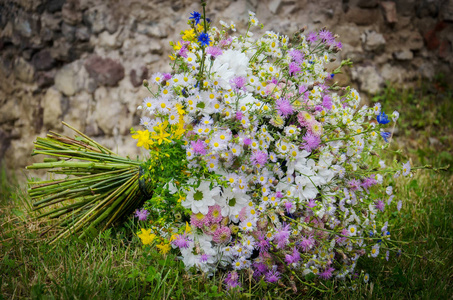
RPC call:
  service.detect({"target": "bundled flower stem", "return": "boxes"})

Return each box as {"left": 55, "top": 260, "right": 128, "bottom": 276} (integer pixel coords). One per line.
{"left": 27, "top": 122, "right": 152, "bottom": 244}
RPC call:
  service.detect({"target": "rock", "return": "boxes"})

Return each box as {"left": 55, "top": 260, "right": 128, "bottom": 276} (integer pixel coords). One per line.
{"left": 75, "top": 26, "right": 90, "bottom": 41}
{"left": 401, "top": 30, "right": 424, "bottom": 50}
{"left": 13, "top": 13, "right": 39, "bottom": 38}
{"left": 0, "top": 100, "right": 20, "bottom": 124}
{"left": 83, "top": 6, "right": 107, "bottom": 34}
{"left": 335, "top": 25, "right": 362, "bottom": 47}
{"left": 62, "top": 0, "right": 83, "bottom": 26}
{"left": 357, "top": 0, "right": 379, "bottom": 8}
{"left": 93, "top": 86, "right": 125, "bottom": 135}
{"left": 40, "top": 12, "right": 61, "bottom": 31}
{"left": 46, "top": 0, "right": 66, "bottom": 13}
{"left": 54, "top": 60, "right": 94, "bottom": 96}
{"left": 268, "top": 0, "right": 282, "bottom": 14}
{"left": 98, "top": 30, "right": 123, "bottom": 49}
{"left": 345, "top": 7, "right": 380, "bottom": 26}
{"left": 42, "top": 88, "right": 63, "bottom": 128}
{"left": 51, "top": 38, "right": 72, "bottom": 62}
{"left": 105, "top": 14, "right": 120, "bottom": 34}
{"left": 393, "top": 49, "right": 413, "bottom": 60}
{"left": 35, "top": 70, "right": 56, "bottom": 88}
{"left": 84, "top": 55, "right": 125, "bottom": 87}
{"left": 361, "top": 30, "right": 386, "bottom": 52}
{"left": 130, "top": 66, "right": 149, "bottom": 88}
{"left": 441, "top": 0, "right": 453, "bottom": 21}
{"left": 62, "top": 91, "right": 91, "bottom": 134}
{"left": 14, "top": 57, "right": 35, "bottom": 83}
{"left": 381, "top": 64, "right": 406, "bottom": 83}
{"left": 32, "top": 49, "right": 55, "bottom": 71}
{"left": 61, "top": 22, "right": 77, "bottom": 43}
{"left": 351, "top": 65, "right": 383, "bottom": 94}
{"left": 136, "top": 22, "right": 168, "bottom": 38}
{"left": 381, "top": 1, "right": 398, "bottom": 24}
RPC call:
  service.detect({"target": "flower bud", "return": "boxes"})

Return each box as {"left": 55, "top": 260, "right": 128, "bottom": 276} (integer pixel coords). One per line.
{"left": 143, "top": 79, "right": 149, "bottom": 87}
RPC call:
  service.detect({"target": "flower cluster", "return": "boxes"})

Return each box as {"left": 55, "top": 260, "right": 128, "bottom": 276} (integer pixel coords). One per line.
{"left": 134, "top": 10, "right": 411, "bottom": 288}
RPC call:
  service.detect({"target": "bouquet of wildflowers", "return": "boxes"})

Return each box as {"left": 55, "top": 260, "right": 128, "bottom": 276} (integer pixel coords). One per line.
{"left": 133, "top": 4, "right": 412, "bottom": 290}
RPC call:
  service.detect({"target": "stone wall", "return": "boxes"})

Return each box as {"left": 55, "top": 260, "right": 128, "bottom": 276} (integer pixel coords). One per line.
{"left": 1, "top": 0, "right": 452, "bottom": 174}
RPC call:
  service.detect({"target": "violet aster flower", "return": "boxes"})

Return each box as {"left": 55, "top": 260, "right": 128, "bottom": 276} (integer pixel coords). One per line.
{"left": 171, "top": 233, "right": 191, "bottom": 249}
{"left": 235, "top": 111, "right": 244, "bottom": 120}
{"left": 135, "top": 209, "right": 149, "bottom": 221}
{"left": 307, "top": 31, "right": 318, "bottom": 43}
{"left": 288, "top": 62, "right": 301, "bottom": 76}
{"left": 307, "top": 199, "right": 317, "bottom": 208}
{"left": 224, "top": 271, "right": 241, "bottom": 290}
{"left": 319, "top": 267, "right": 335, "bottom": 280}
{"left": 375, "top": 200, "right": 385, "bottom": 212}
{"left": 256, "top": 233, "right": 270, "bottom": 252}
{"left": 285, "top": 247, "right": 301, "bottom": 265}
{"left": 274, "top": 223, "right": 291, "bottom": 249}
{"left": 322, "top": 95, "right": 333, "bottom": 110}
{"left": 303, "top": 133, "right": 321, "bottom": 152}
{"left": 276, "top": 98, "right": 294, "bottom": 117}
{"left": 250, "top": 150, "right": 268, "bottom": 166}
{"left": 288, "top": 49, "right": 303, "bottom": 63}
{"left": 299, "top": 234, "right": 315, "bottom": 252}
{"left": 206, "top": 46, "right": 223, "bottom": 58}
{"left": 200, "top": 253, "right": 210, "bottom": 263}
{"left": 191, "top": 139, "right": 207, "bottom": 155}
{"left": 230, "top": 76, "right": 247, "bottom": 92}
{"left": 265, "top": 266, "right": 281, "bottom": 283}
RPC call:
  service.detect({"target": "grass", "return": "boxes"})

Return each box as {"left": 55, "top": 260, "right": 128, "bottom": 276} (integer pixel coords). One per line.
{"left": 1, "top": 82, "right": 452, "bottom": 299}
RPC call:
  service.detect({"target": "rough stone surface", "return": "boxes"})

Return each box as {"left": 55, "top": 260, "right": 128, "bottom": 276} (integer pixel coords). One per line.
{"left": 84, "top": 55, "right": 125, "bottom": 87}
{"left": 381, "top": 1, "right": 398, "bottom": 24}
{"left": 1, "top": 0, "right": 453, "bottom": 175}
{"left": 361, "top": 30, "right": 386, "bottom": 52}
{"left": 42, "top": 88, "right": 63, "bottom": 129}
{"left": 351, "top": 65, "right": 383, "bottom": 94}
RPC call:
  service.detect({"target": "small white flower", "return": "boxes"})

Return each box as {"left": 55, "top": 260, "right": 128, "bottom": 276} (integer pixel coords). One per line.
{"left": 370, "top": 244, "right": 380, "bottom": 257}
{"left": 386, "top": 186, "right": 393, "bottom": 195}
{"left": 402, "top": 161, "right": 411, "bottom": 176}
{"left": 182, "top": 180, "right": 221, "bottom": 214}
{"left": 392, "top": 111, "right": 399, "bottom": 122}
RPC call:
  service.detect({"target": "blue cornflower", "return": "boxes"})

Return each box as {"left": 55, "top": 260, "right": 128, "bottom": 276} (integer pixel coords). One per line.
{"left": 377, "top": 112, "right": 390, "bottom": 124}
{"left": 381, "top": 131, "right": 391, "bottom": 142}
{"left": 330, "top": 73, "right": 335, "bottom": 78}
{"left": 198, "top": 32, "right": 211, "bottom": 47}
{"left": 189, "top": 11, "right": 201, "bottom": 25}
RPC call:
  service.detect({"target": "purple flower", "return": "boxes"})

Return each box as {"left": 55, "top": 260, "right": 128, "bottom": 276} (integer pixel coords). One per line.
{"left": 307, "top": 32, "right": 318, "bottom": 43}
{"left": 319, "top": 267, "right": 335, "bottom": 280}
{"left": 318, "top": 29, "right": 333, "bottom": 43}
{"left": 134, "top": 209, "right": 149, "bottom": 221}
{"left": 206, "top": 46, "right": 223, "bottom": 58}
{"left": 162, "top": 73, "right": 172, "bottom": 81}
{"left": 224, "top": 271, "right": 241, "bottom": 290}
{"left": 275, "top": 191, "right": 284, "bottom": 198}
{"left": 361, "top": 176, "right": 377, "bottom": 191}
{"left": 284, "top": 202, "right": 294, "bottom": 214}
{"left": 288, "top": 62, "right": 301, "bottom": 76}
{"left": 250, "top": 150, "right": 268, "bottom": 166}
{"left": 235, "top": 111, "right": 244, "bottom": 120}
{"left": 230, "top": 76, "right": 247, "bottom": 92}
{"left": 288, "top": 49, "right": 303, "bottom": 63}
{"left": 285, "top": 247, "right": 301, "bottom": 265}
{"left": 200, "top": 253, "right": 210, "bottom": 263}
{"left": 265, "top": 266, "right": 281, "bottom": 283}
{"left": 336, "top": 41, "right": 343, "bottom": 49}
{"left": 191, "top": 139, "right": 207, "bottom": 155}
{"left": 307, "top": 199, "right": 317, "bottom": 208}
{"left": 299, "top": 234, "right": 315, "bottom": 252}
{"left": 322, "top": 95, "right": 333, "bottom": 110}
{"left": 171, "top": 233, "right": 191, "bottom": 249}
{"left": 189, "top": 11, "right": 201, "bottom": 25}
{"left": 256, "top": 233, "right": 270, "bottom": 253}
{"left": 243, "top": 138, "right": 252, "bottom": 146}
{"left": 276, "top": 98, "right": 294, "bottom": 117}
{"left": 198, "top": 32, "right": 211, "bottom": 47}
{"left": 375, "top": 200, "right": 385, "bottom": 212}
{"left": 252, "top": 261, "right": 268, "bottom": 277}
{"left": 177, "top": 45, "right": 189, "bottom": 58}
{"left": 303, "top": 133, "right": 321, "bottom": 152}
{"left": 274, "top": 223, "right": 291, "bottom": 249}
{"left": 348, "top": 179, "right": 361, "bottom": 191}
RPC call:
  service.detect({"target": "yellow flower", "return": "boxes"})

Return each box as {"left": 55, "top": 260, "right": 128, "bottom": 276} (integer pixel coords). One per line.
{"left": 156, "top": 243, "right": 171, "bottom": 254}
{"left": 138, "top": 228, "right": 155, "bottom": 245}
{"left": 185, "top": 222, "right": 192, "bottom": 234}
{"left": 182, "top": 29, "right": 195, "bottom": 41}
{"left": 151, "top": 122, "right": 172, "bottom": 145}
{"left": 175, "top": 103, "right": 186, "bottom": 115}
{"left": 132, "top": 130, "right": 153, "bottom": 149}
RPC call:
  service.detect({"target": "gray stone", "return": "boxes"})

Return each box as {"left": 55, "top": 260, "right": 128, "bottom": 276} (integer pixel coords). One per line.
{"left": 76, "top": 26, "right": 91, "bottom": 41}
{"left": 268, "top": 0, "right": 282, "bottom": 14}
{"left": 32, "top": 49, "right": 55, "bottom": 71}
{"left": 62, "top": 22, "right": 77, "bottom": 43}
{"left": 14, "top": 57, "right": 35, "bottom": 83}
{"left": 42, "top": 88, "right": 63, "bottom": 128}
{"left": 84, "top": 55, "right": 125, "bottom": 87}
{"left": 335, "top": 25, "right": 362, "bottom": 47}
{"left": 345, "top": 7, "right": 380, "bottom": 26}
{"left": 381, "top": 1, "right": 398, "bottom": 24}
{"left": 351, "top": 65, "right": 383, "bottom": 94}
{"left": 83, "top": 6, "right": 107, "bottom": 34}
{"left": 54, "top": 60, "right": 94, "bottom": 96}
{"left": 393, "top": 49, "right": 413, "bottom": 60}
{"left": 93, "top": 87, "right": 124, "bottom": 135}
{"left": 361, "top": 30, "right": 386, "bottom": 52}
{"left": 0, "top": 100, "right": 20, "bottom": 124}
{"left": 46, "top": 0, "right": 66, "bottom": 13}
{"left": 441, "top": 0, "right": 453, "bottom": 21}
{"left": 136, "top": 22, "right": 168, "bottom": 38}
{"left": 62, "top": 0, "right": 83, "bottom": 25}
